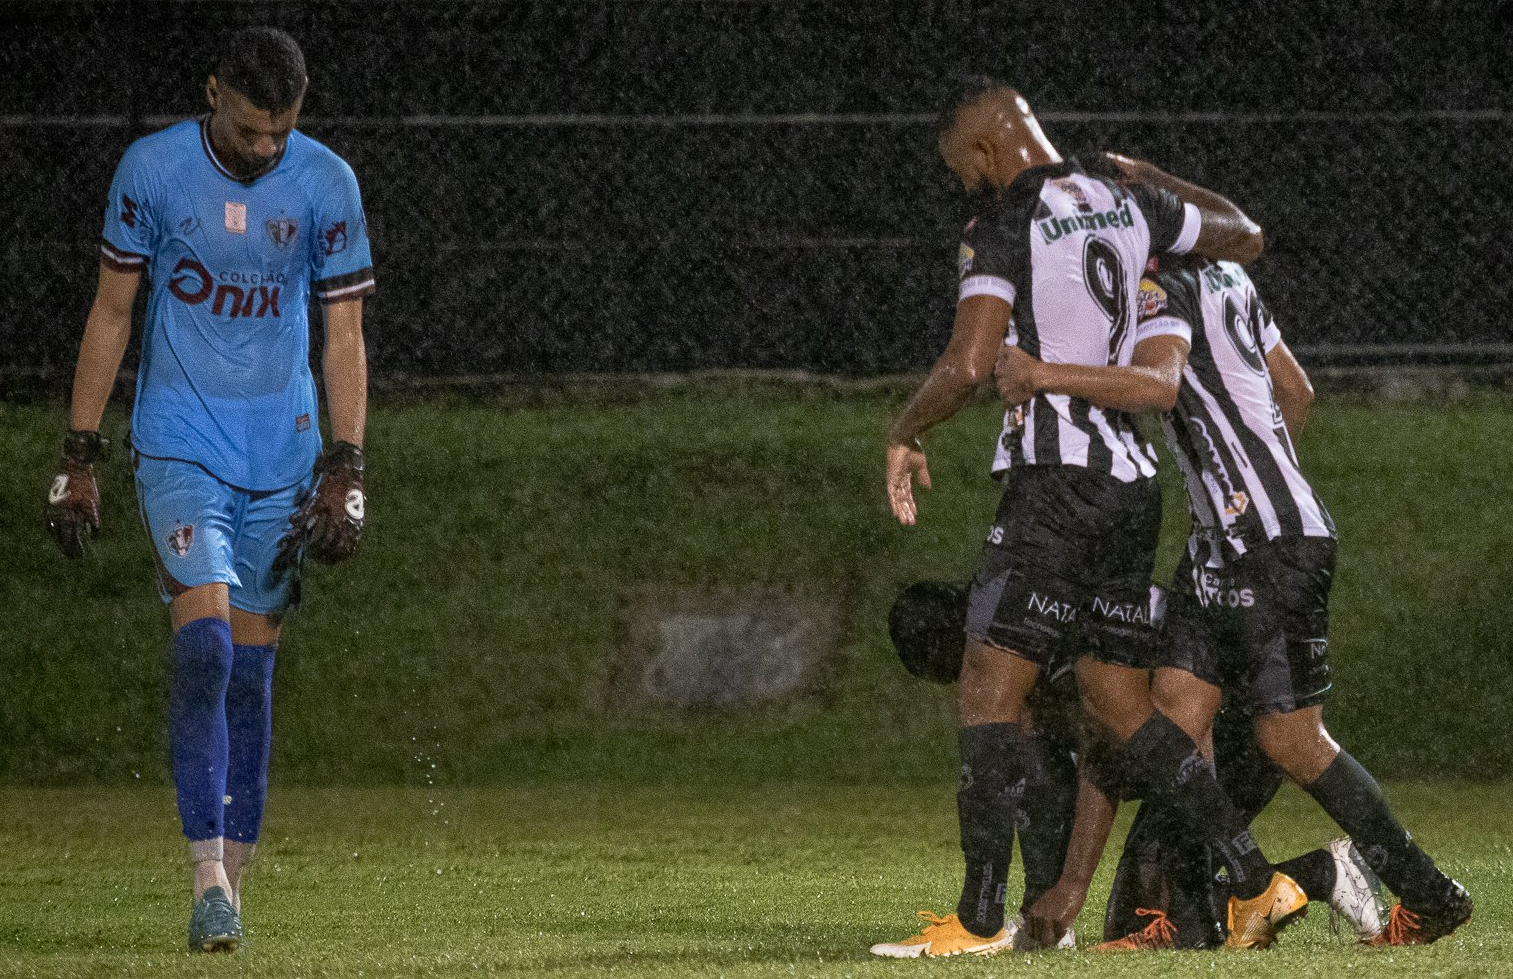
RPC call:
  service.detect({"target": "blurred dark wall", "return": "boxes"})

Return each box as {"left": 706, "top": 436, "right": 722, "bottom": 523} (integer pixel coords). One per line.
{"left": 4, "top": 1, "right": 1511, "bottom": 383}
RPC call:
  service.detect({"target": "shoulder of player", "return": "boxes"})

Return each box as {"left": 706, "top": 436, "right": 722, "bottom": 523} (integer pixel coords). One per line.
{"left": 116, "top": 118, "right": 199, "bottom": 171}
{"left": 962, "top": 188, "right": 1041, "bottom": 246}
{"left": 1138, "top": 258, "right": 1202, "bottom": 319}
{"left": 287, "top": 130, "right": 360, "bottom": 184}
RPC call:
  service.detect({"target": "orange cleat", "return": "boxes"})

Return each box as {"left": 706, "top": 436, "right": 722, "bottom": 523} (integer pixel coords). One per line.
{"left": 1226, "top": 872, "right": 1308, "bottom": 949}
{"left": 1092, "top": 908, "right": 1178, "bottom": 951}
{"left": 1366, "top": 882, "right": 1473, "bottom": 947}
{"left": 869, "top": 911, "right": 1014, "bottom": 958}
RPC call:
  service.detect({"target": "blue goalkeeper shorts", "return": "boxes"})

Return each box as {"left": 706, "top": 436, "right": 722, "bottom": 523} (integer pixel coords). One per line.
{"left": 132, "top": 451, "right": 312, "bottom": 615}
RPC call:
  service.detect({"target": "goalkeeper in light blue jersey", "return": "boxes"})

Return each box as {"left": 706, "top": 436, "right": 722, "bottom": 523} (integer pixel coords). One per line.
{"left": 45, "top": 27, "right": 374, "bottom": 954}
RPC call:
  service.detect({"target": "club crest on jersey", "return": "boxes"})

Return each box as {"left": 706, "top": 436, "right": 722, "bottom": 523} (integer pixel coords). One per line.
{"left": 265, "top": 216, "right": 298, "bottom": 248}
{"left": 167, "top": 522, "right": 194, "bottom": 558}
{"left": 1052, "top": 177, "right": 1094, "bottom": 213}
{"left": 1137, "top": 278, "right": 1168, "bottom": 318}
{"left": 225, "top": 202, "right": 247, "bottom": 234}
{"left": 958, "top": 243, "right": 975, "bottom": 277}
{"left": 1224, "top": 491, "right": 1250, "bottom": 517}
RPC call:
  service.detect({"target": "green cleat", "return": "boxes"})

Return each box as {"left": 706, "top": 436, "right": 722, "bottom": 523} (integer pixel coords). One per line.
{"left": 187, "top": 886, "right": 243, "bottom": 953}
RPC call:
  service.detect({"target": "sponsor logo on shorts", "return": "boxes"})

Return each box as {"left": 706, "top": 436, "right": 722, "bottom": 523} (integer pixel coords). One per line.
{"left": 295, "top": 413, "right": 311, "bottom": 432}
{"left": 167, "top": 522, "right": 194, "bottom": 558}
{"left": 1092, "top": 595, "right": 1152, "bottom": 625}
{"left": 958, "top": 242, "right": 975, "bottom": 277}
{"left": 1028, "top": 592, "right": 1077, "bottom": 623}
{"left": 1198, "top": 570, "right": 1255, "bottom": 608}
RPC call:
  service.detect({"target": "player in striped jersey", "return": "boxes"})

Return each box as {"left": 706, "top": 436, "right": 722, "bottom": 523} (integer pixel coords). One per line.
{"left": 994, "top": 244, "right": 1473, "bottom": 946}
{"left": 874, "top": 79, "right": 1305, "bottom": 958}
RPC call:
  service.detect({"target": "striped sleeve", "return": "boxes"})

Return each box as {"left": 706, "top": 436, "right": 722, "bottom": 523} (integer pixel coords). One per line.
{"left": 1135, "top": 268, "right": 1199, "bottom": 344}
{"left": 1258, "top": 299, "right": 1282, "bottom": 352}
{"left": 100, "top": 141, "right": 156, "bottom": 273}
{"left": 310, "top": 158, "right": 376, "bottom": 302}
{"left": 955, "top": 204, "right": 1024, "bottom": 309}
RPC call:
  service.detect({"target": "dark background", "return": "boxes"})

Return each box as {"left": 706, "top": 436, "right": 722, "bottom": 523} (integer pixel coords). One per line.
{"left": 3, "top": 0, "right": 1511, "bottom": 386}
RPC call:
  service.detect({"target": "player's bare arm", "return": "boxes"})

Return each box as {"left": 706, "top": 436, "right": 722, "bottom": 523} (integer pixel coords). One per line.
{"left": 322, "top": 297, "right": 367, "bottom": 447}
{"left": 884, "top": 293, "right": 1010, "bottom": 525}
{"left": 1022, "top": 770, "right": 1119, "bottom": 947}
{"left": 995, "top": 335, "right": 1190, "bottom": 414}
{"left": 69, "top": 264, "right": 141, "bottom": 432}
{"left": 1104, "top": 153, "right": 1263, "bottom": 264}
{"left": 1266, "top": 339, "right": 1314, "bottom": 438}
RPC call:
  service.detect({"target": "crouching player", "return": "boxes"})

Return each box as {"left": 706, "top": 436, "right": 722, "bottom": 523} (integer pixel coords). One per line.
{"left": 43, "top": 28, "right": 374, "bottom": 952}
{"left": 995, "top": 222, "right": 1472, "bottom": 946}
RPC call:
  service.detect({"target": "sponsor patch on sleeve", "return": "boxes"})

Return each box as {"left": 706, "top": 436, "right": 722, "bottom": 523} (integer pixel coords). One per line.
{"left": 1137, "top": 277, "right": 1168, "bottom": 319}
{"left": 958, "top": 242, "right": 975, "bottom": 278}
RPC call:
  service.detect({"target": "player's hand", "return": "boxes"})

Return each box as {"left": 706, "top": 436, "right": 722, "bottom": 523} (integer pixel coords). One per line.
{"left": 1020, "top": 882, "right": 1086, "bottom": 949}
{"left": 286, "top": 441, "right": 366, "bottom": 564}
{"left": 995, "top": 344, "right": 1041, "bottom": 408}
{"left": 45, "top": 431, "right": 107, "bottom": 559}
{"left": 885, "top": 438, "right": 930, "bottom": 526}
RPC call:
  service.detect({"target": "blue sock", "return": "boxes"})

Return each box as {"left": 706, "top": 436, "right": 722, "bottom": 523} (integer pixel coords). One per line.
{"left": 225, "top": 643, "right": 277, "bottom": 844}
{"left": 170, "top": 617, "right": 234, "bottom": 845}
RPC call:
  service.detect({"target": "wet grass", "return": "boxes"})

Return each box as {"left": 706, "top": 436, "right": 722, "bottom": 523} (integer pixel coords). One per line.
{"left": 0, "top": 782, "right": 1509, "bottom": 977}
{"left": 2, "top": 392, "right": 1512, "bottom": 786}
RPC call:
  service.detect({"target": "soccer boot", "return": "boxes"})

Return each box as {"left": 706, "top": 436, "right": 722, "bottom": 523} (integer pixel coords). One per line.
{"left": 1367, "top": 879, "right": 1473, "bottom": 946}
{"left": 869, "top": 911, "right": 1013, "bottom": 958}
{"left": 1226, "top": 872, "right": 1308, "bottom": 949}
{"left": 1009, "top": 914, "right": 1077, "bottom": 951}
{"left": 1323, "top": 839, "right": 1385, "bottom": 942}
{"left": 187, "top": 885, "right": 243, "bottom": 954}
{"left": 1092, "top": 908, "right": 1178, "bottom": 951}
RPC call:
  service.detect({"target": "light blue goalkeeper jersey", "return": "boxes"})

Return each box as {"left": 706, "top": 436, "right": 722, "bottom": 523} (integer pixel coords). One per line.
{"left": 101, "top": 117, "right": 374, "bottom": 491}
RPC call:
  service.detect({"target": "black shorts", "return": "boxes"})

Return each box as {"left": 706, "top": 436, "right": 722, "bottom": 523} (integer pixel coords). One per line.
{"left": 1161, "top": 536, "right": 1336, "bottom": 714}
{"left": 965, "top": 466, "right": 1162, "bottom": 668}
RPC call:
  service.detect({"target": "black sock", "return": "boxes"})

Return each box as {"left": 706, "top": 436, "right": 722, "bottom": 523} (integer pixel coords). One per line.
{"left": 1017, "top": 731, "right": 1077, "bottom": 912}
{"left": 1122, "top": 713, "right": 1274, "bottom": 900}
{"left": 1277, "top": 848, "right": 1336, "bottom": 903}
{"left": 955, "top": 722, "right": 1027, "bottom": 937}
{"left": 1305, "top": 751, "right": 1446, "bottom": 908}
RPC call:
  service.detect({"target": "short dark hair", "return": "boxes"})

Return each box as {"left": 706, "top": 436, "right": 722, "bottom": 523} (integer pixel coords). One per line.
{"left": 938, "top": 73, "right": 1008, "bottom": 136}
{"left": 214, "top": 27, "right": 307, "bottom": 112}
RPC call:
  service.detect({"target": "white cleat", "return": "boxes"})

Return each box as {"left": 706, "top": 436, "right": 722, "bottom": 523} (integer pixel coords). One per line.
{"left": 1007, "top": 915, "right": 1077, "bottom": 951}
{"left": 1326, "top": 838, "right": 1386, "bottom": 941}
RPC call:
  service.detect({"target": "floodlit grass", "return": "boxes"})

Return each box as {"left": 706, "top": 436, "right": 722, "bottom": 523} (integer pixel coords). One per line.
{"left": 0, "top": 782, "right": 1509, "bottom": 977}
{"left": 2, "top": 391, "right": 1512, "bottom": 787}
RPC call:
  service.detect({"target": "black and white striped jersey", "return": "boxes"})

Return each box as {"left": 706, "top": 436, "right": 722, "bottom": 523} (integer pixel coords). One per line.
{"left": 958, "top": 158, "right": 1203, "bottom": 483}
{"left": 1135, "top": 256, "right": 1336, "bottom": 565}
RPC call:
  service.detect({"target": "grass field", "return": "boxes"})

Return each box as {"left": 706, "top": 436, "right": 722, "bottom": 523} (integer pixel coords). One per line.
{"left": 3, "top": 390, "right": 1512, "bottom": 786}
{"left": 1, "top": 782, "right": 1509, "bottom": 977}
